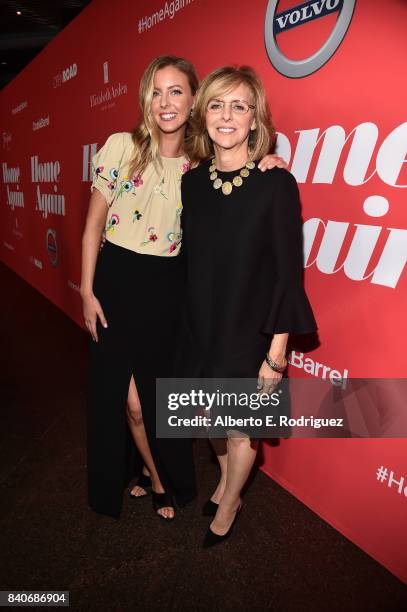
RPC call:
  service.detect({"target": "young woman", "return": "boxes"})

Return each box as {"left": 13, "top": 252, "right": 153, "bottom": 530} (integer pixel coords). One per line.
{"left": 180, "top": 66, "right": 317, "bottom": 546}
{"left": 81, "top": 56, "right": 285, "bottom": 521}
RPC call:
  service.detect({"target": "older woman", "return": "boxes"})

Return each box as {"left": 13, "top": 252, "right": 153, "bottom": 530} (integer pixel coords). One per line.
{"left": 180, "top": 66, "right": 317, "bottom": 546}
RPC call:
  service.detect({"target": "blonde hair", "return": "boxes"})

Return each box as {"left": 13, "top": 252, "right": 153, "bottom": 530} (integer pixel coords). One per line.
{"left": 187, "top": 65, "right": 275, "bottom": 165}
{"left": 127, "top": 55, "right": 199, "bottom": 178}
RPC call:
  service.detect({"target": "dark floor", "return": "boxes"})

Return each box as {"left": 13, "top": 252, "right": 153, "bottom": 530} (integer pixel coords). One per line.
{"left": 0, "top": 261, "right": 406, "bottom": 612}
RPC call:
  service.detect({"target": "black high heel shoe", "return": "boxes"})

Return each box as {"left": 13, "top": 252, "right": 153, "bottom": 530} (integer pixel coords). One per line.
{"left": 152, "top": 490, "right": 175, "bottom": 521}
{"left": 202, "top": 498, "right": 219, "bottom": 517}
{"left": 129, "top": 473, "right": 152, "bottom": 498}
{"left": 203, "top": 503, "right": 243, "bottom": 548}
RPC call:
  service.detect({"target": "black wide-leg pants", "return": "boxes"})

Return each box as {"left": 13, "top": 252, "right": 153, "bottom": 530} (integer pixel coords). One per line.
{"left": 87, "top": 240, "right": 196, "bottom": 518}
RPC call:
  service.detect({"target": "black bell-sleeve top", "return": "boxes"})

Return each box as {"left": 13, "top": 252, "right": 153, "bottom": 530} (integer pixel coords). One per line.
{"left": 179, "top": 161, "right": 317, "bottom": 378}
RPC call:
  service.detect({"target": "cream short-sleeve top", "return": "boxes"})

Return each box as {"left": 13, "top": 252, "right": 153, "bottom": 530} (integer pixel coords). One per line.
{"left": 91, "top": 132, "right": 190, "bottom": 257}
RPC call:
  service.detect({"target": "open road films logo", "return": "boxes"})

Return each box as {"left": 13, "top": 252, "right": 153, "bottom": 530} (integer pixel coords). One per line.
{"left": 53, "top": 63, "right": 77, "bottom": 88}
{"left": 265, "top": 0, "right": 356, "bottom": 78}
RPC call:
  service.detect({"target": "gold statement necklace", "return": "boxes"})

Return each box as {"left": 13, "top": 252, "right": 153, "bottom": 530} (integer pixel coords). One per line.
{"left": 209, "top": 158, "right": 255, "bottom": 196}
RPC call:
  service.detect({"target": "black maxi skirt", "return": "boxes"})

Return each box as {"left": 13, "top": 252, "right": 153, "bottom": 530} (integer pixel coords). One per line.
{"left": 87, "top": 240, "right": 196, "bottom": 519}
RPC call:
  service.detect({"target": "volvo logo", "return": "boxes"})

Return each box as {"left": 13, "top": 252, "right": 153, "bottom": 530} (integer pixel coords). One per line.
{"left": 265, "top": 0, "right": 356, "bottom": 78}
{"left": 46, "top": 228, "right": 58, "bottom": 266}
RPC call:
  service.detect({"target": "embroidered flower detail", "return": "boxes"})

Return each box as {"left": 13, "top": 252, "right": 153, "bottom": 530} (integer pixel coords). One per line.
{"left": 107, "top": 181, "right": 115, "bottom": 191}
{"left": 141, "top": 227, "right": 158, "bottom": 246}
{"left": 109, "top": 168, "right": 119, "bottom": 180}
{"left": 122, "top": 180, "right": 133, "bottom": 192}
{"left": 117, "top": 179, "right": 135, "bottom": 198}
{"left": 133, "top": 210, "right": 142, "bottom": 222}
{"left": 153, "top": 178, "right": 168, "bottom": 199}
{"left": 95, "top": 165, "right": 104, "bottom": 176}
{"left": 167, "top": 231, "right": 182, "bottom": 253}
{"left": 106, "top": 213, "right": 120, "bottom": 233}
{"left": 182, "top": 162, "right": 190, "bottom": 174}
{"left": 176, "top": 202, "right": 183, "bottom": 217}
{"left": 132, "top": 174, "right": 143, "bottom": 188}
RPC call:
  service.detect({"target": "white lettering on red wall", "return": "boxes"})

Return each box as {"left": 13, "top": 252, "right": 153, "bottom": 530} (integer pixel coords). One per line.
{"left": 31, "top": 156, "right": 65, "bottom": 219}
{"left": 2, "top": 162, "right": 24, "bottom": 210}
{"left": 276, "top": 122, "right": 407, "bottom": 289}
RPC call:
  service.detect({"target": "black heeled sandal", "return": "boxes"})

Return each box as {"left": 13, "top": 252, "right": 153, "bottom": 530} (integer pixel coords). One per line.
{"left": 202, "top": 498, "right": 219, "bottom": 517}
{"left": 152, "top": 490, "right": 175, "bottom": 521}
{"left": 203, "top": 503, "right": 243, "bottom": 548}
{"left": 129, "top": 473, "right": 152, "bottom": 498}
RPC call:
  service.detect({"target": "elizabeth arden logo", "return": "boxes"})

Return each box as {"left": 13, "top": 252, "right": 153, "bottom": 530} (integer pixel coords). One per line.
{"left": 90, "top": 82, "right": 128, "bottom": 110}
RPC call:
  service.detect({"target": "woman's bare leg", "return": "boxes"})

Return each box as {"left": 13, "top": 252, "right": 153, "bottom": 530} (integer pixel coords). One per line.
{"left": 208, "top": 438, "right": 228, "bottom": 503}
{"left": 126, "top": 376, "right": 174, "bottom": 519}
{"left": 210, "top": 435, "right": 258, "bottom": 535}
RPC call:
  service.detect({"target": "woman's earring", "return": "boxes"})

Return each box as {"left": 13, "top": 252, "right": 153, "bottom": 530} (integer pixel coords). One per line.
{"left": 190, "top": 107, "right": 194, "bottom": 117}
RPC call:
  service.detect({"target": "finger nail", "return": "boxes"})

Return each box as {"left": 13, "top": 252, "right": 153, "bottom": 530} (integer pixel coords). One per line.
{"left": 104, "top": 324, "right": 108, "bottom": 328}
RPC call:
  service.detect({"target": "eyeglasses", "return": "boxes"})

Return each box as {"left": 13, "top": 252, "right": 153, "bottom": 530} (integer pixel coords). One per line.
{"left": 206, "top": 99, "right": 255, "bottom": 115}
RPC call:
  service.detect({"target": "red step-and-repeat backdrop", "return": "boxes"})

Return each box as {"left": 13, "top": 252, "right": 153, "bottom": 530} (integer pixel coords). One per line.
{"left": 1, "top": 0, "right": 406, "bottom": 583}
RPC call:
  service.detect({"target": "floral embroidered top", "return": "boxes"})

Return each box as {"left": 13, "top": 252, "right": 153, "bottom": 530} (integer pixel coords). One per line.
{"left": 90, "top": 132, "right": 189, "bottom": 257}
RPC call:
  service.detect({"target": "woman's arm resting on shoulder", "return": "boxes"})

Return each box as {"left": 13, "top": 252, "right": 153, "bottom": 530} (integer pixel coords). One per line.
{"left": 80, "top": 189, "right": 109, "bottom": 342}
{"left": 257, "top": 154, "right": 288, "bottom": 171}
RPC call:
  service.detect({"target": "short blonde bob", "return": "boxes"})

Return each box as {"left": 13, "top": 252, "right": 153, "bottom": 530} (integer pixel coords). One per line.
{"left": 187, "top": 65, "right": 275, "bottom": 164}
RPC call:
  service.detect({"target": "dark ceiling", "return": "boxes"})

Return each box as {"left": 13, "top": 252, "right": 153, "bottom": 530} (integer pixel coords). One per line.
{"left": 0, "top": 0, "right": 91, "bottom": 90}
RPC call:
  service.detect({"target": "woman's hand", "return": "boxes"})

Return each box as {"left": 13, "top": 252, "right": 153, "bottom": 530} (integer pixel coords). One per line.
{"left": 257, "top": 154, "right": 288, "bottom": 172}
{"left": 81, "top": 291, "right": 108, "bottom": 342}
{"left": 257, "top": 360, "right": 283, "bottom": 394}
